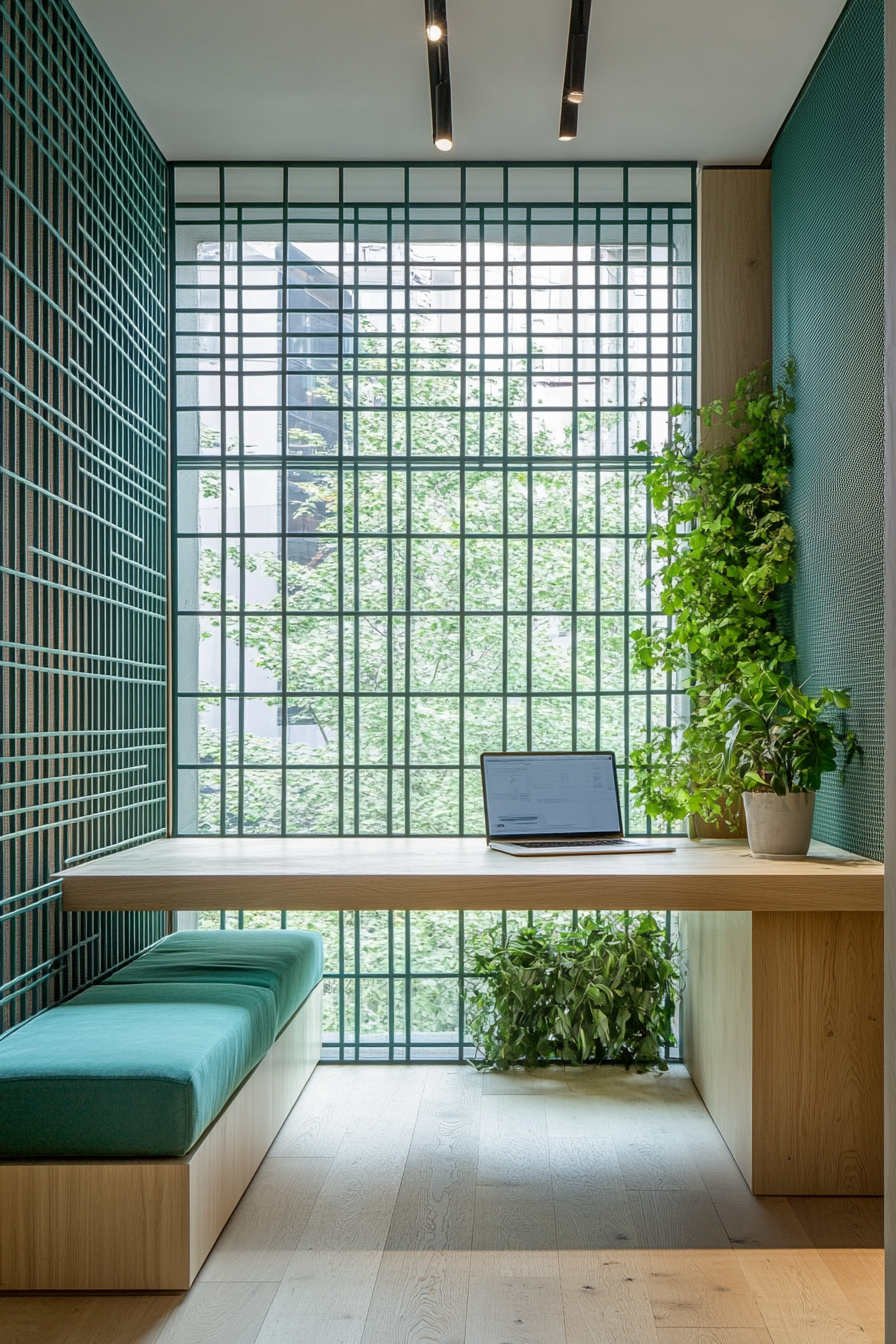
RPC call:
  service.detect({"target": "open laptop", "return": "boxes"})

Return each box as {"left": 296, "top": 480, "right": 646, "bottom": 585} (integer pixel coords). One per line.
{"left": 480, "top": 751, "right": 675, "bottom": 856}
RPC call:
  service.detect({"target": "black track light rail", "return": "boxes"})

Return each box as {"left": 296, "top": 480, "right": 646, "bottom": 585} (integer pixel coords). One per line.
{"left": 560, "top": 0, "right": 592, "bottom": 141}
{"left": 420, "top": 0, "right": 593, "bottom": 149}
{"left": 424, "top": 0, "right": 453, "bottom": 151}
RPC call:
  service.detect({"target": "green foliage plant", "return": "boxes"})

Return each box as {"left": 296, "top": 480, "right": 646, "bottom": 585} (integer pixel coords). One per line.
{"left": 715, "top": 663, "right": 860, "bottom": 796}
{"left": 630, "top": 361, "right": 797, "bottom": 825}
{"left": 465, "top": 912, "right": 683, "bottom": 1072}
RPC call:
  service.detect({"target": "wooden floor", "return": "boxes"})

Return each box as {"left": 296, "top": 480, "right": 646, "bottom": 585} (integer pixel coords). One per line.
{"left": 1, "top": 1064, "right": 883, "bottom": 1344}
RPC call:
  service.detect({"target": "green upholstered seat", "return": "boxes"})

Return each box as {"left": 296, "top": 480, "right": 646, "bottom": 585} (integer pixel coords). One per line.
{"left": 0, "top": 981, "right": 277, "bottom": 1159}
{"left": 0, "top": 930, "right": 324, "bottom": 1160}
{"left": 106, "top": 930, "right": 324, "bottom": 1033}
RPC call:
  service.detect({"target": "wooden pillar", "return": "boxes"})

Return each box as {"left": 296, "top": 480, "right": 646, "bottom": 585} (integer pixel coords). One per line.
{"left": 682, "top": 909, "right": 884, "bottom": 1196}
{"left": 698, "top": 167, "right": 772, "bottom": 408}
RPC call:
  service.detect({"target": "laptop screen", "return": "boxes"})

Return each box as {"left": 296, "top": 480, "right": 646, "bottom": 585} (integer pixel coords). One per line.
{"left": 481, "top": 752, "right": 623, "bottom": 839}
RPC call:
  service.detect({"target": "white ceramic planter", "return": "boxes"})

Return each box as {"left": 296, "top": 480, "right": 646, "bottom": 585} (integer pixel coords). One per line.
{"left": 742, "top": 790, "right": 816, "bottom": 859}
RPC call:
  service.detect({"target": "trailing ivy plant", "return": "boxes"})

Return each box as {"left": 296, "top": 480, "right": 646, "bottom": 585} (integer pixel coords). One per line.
{"left": 464, "top": 912, "right": 683, "bottom": 1072}
{"left": 630, "top": 361, "right": 798, "bottom": 825}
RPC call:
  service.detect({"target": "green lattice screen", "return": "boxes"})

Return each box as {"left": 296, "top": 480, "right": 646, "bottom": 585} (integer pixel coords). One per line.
{"left": 772, "top": 0, "right": 884, "bottom": 861}
{"left": 171, "top": 162, "right": 692, "bottom": 1061}
{"left": 172, "top": 163, "right": 696, "bottom": 840}
{"left": 0, "top": 0, "right": 168, "bottom": 1032}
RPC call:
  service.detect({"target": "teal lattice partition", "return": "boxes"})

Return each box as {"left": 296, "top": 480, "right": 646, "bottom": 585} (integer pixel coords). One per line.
{"left": 0, "top": 0, "right": 168, "bottom": 1032}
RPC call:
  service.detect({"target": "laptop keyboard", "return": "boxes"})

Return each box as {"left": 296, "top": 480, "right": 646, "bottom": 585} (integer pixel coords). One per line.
{"left": 511, "top": 838, "right": 633, "bottom": 848}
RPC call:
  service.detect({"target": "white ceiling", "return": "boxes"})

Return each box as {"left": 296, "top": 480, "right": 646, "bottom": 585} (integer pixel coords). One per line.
{"left": 72, "top": 0, "right": 846, "bottom": 165}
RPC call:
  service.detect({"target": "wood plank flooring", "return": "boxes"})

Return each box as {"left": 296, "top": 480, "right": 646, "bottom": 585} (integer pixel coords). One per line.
{"left": 0, "top": 1065, "right": 883, "bottom": 1344}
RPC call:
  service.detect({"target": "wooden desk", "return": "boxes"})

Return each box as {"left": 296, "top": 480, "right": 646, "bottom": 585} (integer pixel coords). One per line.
{"left": 60, "top": 836, "right": 883, "bottom": 1199}
{"left": 60, "top": 835, "right": 883, "bottom": 912}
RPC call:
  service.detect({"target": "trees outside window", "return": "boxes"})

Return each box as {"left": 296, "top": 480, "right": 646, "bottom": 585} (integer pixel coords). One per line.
{"left": 172, "top": 165, "right": 694, "bottom": 1056}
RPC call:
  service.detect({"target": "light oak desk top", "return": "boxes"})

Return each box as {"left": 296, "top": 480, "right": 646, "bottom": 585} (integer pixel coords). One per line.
{"left": 61, "top": 836, "right": 884, "bottom": 913}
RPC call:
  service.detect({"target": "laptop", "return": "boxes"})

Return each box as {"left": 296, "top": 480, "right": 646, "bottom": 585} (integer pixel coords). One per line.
{"left": 480, "top": 751, "right": 675, "bottom": 856}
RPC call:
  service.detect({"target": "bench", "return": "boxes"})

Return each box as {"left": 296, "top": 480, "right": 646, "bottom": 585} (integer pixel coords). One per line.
{"left": 0, "top": 930, "right": 324, "bottom": 1291}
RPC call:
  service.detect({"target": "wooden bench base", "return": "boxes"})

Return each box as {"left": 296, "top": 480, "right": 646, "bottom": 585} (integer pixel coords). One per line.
{"left": 0, "top": 981, "right": 322, "bottom": 1291}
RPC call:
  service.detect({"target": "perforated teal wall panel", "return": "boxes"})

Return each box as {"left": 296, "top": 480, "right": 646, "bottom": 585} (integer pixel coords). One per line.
{"left": 772, "top": 0, "right": 884, "bottom": 860}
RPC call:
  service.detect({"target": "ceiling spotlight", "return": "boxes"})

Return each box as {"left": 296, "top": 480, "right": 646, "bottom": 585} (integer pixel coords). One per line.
{"left": 424, "top": 0, "right": 453, "bottom": 152}
{"left": 559, "top": 98, "right": 578, "bottom": 142}
{"left": 562, "top": 0, "right": 592, "bottom": 112}
{"left": 425, "top": 0, "right": 447, "bottom": 45}
{"left": 433, "top": 80, "right": 453, "bottom": 150}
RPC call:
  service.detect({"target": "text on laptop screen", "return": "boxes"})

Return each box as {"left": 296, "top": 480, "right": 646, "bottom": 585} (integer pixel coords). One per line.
{"left": 482, "top": 754, "right": 622, "bottom": 837}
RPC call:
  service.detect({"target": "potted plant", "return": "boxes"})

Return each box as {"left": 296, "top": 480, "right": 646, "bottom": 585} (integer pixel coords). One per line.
{"left": 630, "top": 363, "right": 797, "bottom": 836}
{"left": 714, "top": 664, "right": 860, "bottom": 858}
{"left": 464, "top": 912, "right": 683, "bottom": 1072}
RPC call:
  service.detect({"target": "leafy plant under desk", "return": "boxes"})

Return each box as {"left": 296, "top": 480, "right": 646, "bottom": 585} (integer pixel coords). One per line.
{"left": 465, "top": 911, "right": 683, "bottom": 1071}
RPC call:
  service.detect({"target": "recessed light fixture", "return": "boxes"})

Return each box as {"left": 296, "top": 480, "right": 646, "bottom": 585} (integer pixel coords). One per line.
{"left": 424, "top": 0, "right": 453, "bottom": 151}
{"left": 560, "top": 0, "right": 592, "bottom": 138}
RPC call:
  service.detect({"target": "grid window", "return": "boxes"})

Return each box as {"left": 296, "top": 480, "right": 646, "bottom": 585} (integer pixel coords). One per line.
{"left": 195, "top": 905, "right": 680, "bottom": 1064}
{"left": 173, "top": 165, "right": 695, "bottom": 839}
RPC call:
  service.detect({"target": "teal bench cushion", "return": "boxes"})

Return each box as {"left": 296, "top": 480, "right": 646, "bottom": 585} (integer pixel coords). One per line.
{"left": 106, "top": 930, "right": 324, "bottom": 1034}
{"left": 0, "top": 981, "right": 277, "bottom": 1159}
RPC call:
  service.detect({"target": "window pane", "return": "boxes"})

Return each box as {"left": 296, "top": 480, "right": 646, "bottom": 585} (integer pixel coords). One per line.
{"left": 174, "top": 174, "right": 694, "bottom": 839}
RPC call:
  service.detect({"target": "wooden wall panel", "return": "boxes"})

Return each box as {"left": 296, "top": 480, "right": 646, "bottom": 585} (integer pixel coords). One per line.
{"left": 680, "top": 910, "right": 754, "bottom": 1184}
{"left": 699, "top": 168, "right": 772, "bottom": 409}
{"left": 752, "top": 912, "right": 884, "bottom": 1196}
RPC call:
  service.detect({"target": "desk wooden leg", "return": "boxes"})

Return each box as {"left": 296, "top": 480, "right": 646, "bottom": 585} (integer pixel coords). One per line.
{"left": 681, "top": 910, "right": 883, "bottom": 1196}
